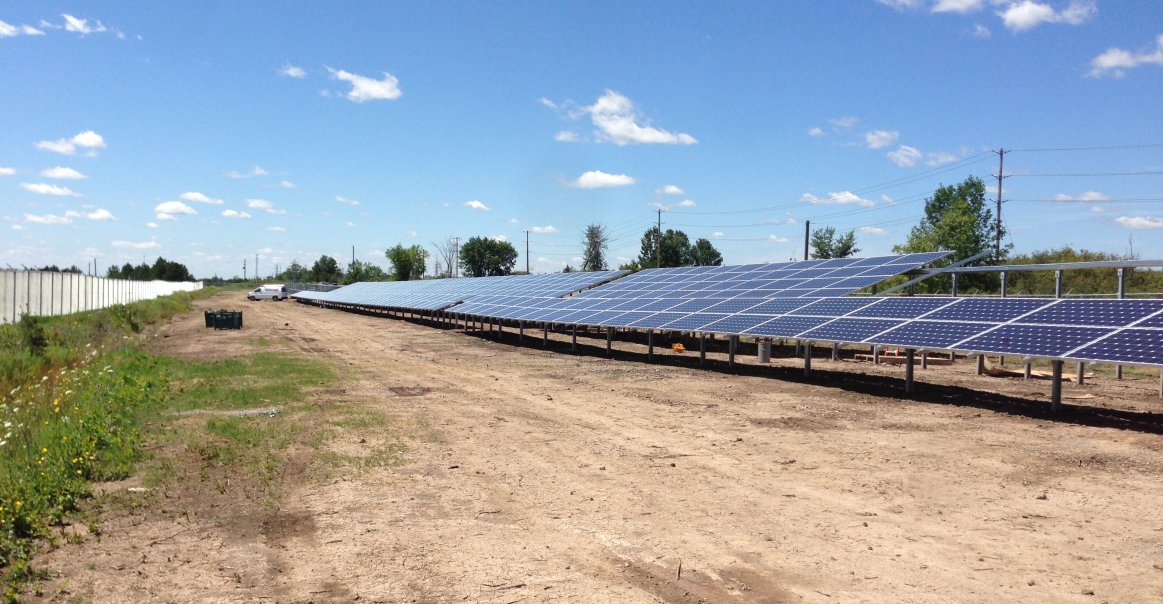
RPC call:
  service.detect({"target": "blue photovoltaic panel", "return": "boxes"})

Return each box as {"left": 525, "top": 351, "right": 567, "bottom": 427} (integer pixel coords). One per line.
{"left": 923, "top": 298, "right": 1051, "bottom": 322}
{"left": 957, "top": 325, "right": 1112, "bottom": 357}
{"left": 659, "top": 313, "right": 726, "bottom": 331}
{"left": 699, "top": 314, "right": 773, "bottom": 334}
{"left": 1136, "top": 311, "right": 1163, "bottom": 328}
{"left": 870, "top": 321, "right": 992, "bottom": 349}
{"left": 747, "top": 316, "right": 832, "bottom": 338}
{"left": 1070, "top": 329, "right": 1163, "bottom": 365}
{"left": 663, "top": 298, "right": 720, "bottom": 313}
{"left": 581, "top": 311, "right": 635, "bottom": 326}
{"left": 745, "top": 298, "right": 817, "bottom": 314}
{"left": 851, "top": 297, "right": 958, "bottom": 319}
{"left": 790, "top": 298, "right": 878, "bottom": 316}
{"left": 799, "top": 318, "right": 903, "bottom": 342}
{"left": 625, "top": 312, "right": 686, "bottom": 329}
{"left": 1020, "top": 299, "right": 1163, "bottom": 327}
{"left": 703, "top": 298, "right": 765, "bottom": 313}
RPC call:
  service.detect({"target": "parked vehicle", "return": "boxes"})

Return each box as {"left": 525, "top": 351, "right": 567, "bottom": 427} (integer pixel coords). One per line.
{"left": 248, "top": 284, "right": 287, "bottom": 301}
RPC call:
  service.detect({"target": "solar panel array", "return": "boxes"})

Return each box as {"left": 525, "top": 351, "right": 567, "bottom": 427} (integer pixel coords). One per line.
{"left": 292, "top": 270, "right": 626, "bottom": 311}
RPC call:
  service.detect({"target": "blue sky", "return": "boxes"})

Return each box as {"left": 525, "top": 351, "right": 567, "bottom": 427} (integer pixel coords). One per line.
{"left": 2, "top": 1, "right": 1161, "bottom": 279}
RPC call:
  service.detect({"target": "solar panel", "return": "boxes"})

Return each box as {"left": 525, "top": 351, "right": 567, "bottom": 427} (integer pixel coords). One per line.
{"left": 1069, "top": 329, "right": 1163, "bottom": 365}
{"left": 955, "top": 325, "right": 1113, "bottom": 357}
{"left": 747, "top": 315, "right": 832, "bottom": 338}
{"left": 851, "top": 297, "right": 958, "bottom": 319}
{"left": 873, "top": 320, "right": 994, "bottom": 349}
{"left": 1020, "top": 299, "right": 1162, "bottom": 326}
{"left": 923, "top": 298, "right": 1051, "bottom": 322}
{"left": 799, "top": 318, "right": 903, "bottom": 342}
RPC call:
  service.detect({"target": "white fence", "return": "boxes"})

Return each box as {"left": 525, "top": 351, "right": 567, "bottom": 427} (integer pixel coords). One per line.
{"left": 0, "top": 270, "right": 203, "bottom": 325}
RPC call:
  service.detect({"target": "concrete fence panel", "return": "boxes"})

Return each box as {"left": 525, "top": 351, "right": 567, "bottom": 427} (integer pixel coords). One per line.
{"left": 0, "top": 270, "right": 203, "bottom": 325}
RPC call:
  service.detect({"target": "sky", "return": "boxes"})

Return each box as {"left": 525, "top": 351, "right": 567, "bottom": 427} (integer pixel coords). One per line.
{"left": 1, "top": 1, "right": 1161, "bottom": 279}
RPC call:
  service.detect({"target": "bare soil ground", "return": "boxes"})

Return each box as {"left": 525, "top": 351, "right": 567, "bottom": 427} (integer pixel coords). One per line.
{"left": 30, "top": 292, "right": 1163, "bottom": 602}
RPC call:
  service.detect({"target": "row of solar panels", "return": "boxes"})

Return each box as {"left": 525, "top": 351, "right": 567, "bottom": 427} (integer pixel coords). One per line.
{"left": 450, "top": 295, "right": 1163, "bottom": 366}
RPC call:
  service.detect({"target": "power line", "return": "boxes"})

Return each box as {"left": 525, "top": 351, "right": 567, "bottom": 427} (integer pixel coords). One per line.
{"left": 1011, "top": 171, "right": 1163, "bottom": 177}
{"left": 1010, "top": 142, "right": 1163, "bottom": 152}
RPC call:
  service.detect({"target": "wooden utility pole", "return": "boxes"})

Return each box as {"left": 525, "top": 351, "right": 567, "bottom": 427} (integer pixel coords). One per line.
{"left": 995, "top": 148, "right": 1006, "bottom": 259}
{"left": 243, "top": 258, "right": 246, "bottom": 280}
{"left": 656, "top": 209, "right": 662, "bottom": 268}
{"left": 525, "top": 230, "right": 530, "bottom": 274}
{"left": 452, "top": 237, "right": 459, "bottom": 278}
{"left": 804, "top": 220, "right": 810, "bottom": 261}
{"left": 256, "top": 253, "right": 259, "bottom": 279}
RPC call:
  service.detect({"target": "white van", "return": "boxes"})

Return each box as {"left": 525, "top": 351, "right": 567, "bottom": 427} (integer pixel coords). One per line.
{"left": 248, "top": 284, "right": 287, "bottom": 301}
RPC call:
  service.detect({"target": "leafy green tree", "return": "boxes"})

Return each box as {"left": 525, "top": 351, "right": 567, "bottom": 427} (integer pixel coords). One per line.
{"left": 459, "top": 237, "right": 518, "bottom": 277}
{"left": 310, "top": 255, "right": 343, "bottom": 283}
{"left": 810, "top": 226, "right": 860, "bottom": 259}
{"left": 278, "top": 260, "right": 308, "bottom": 282}
{"left": 689, "top": 238, "right": 724, "bottom": 266}
{"left": 342, "top": 259, "right": 390, "bottom": 284}
{"left": 1004, "top": 246, "right": 1163, "bottom": 296}
{"left": 636, "top": 227, "right": 692, "bottom": 268}
{"left": 385, "top": 244, "right": 430, "bottom": 281}
{"left": 894, "top": 176, "right": 1008, "bottom": 292}
{"left": 105, "top": 257, "right": 195, "bottom": 281}
{"left": 581, "top": 224, "right": 609, "bottom": 271}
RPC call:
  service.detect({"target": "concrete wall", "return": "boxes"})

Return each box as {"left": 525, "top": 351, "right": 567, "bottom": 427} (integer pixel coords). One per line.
{"left": 0, "top": 270, "right": 203, "bottom": 325}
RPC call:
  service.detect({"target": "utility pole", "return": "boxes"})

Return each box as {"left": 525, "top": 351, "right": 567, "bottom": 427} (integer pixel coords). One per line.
{"left": 352, "top": 245, "right": 356, "bottom": 266}
{"left": 804, "top": 220, "right": 810, "bottom": 261}
{"left": 525, "top": 230, "right": 530, "bottom": 274}
{"left": 656, "top": 208, "right": 662, "bottom": 268}
{"left": 994, "top": 148, "right": 1006, "bottom": 260}
{"left": 452, "top": 237, "right": 460, "bottom": 278}
{"left": 243, "top": 258, "right": 247, "bottom": 280}
{"left": 255, "top": 253, "right": 259, "bottom": 280}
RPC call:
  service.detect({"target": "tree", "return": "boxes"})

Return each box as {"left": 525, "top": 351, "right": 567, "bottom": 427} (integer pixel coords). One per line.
{"left": 385, "top": 244, "right": 430, "bottom": 281}
{"left": 810, "top": 226, "right": 860, "bottom": 259}
{"left": 459, "top": 236, "right": 518, "bottom": 277}
{"left": 431, "top": 236, "right": 458, "bottom": 278}
{"left": 104, "top": 257, "right": 195, "bottom": 281}
{"left": 342, "top": 260, "right": 390, "bottom": 284}
{"left": 894, "top": 176, "right": 1008, "bottom": 292}
{"left": 278, "top": 260, "right": 308, "bottom": 282}
{"left": 310, "top": 255, "right": 343, "bottom": 283}
{"left": 689, "top": 238, "right": 724, "bottom": 266}
{"left": 636, "top": 227, "right": 692, "bottom": 268}
{"left": 580, "top": 224, "right": 609, "bottom": 271}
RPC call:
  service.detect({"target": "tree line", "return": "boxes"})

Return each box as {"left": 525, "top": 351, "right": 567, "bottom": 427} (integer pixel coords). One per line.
{"left": 105, "top": 257, "right": 196, "bottom": 281}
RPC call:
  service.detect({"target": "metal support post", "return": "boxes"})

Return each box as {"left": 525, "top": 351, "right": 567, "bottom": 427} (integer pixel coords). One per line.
{"left": 921, "top": 351, "right": 928, "bottom": 370}
{"left": 647, "top": 331, "right": 654, "bottom": 359}
{"left": 699, "top": 333, "right": 707, "bottom": 366}
{"left": 794, "top": 340, "right": 801, "bottom": 357}
{"left": 873, "top": 346, "right": 880, "bottom": 365}
{"left": 519, "top": 320, "right": 524, "bottom": 342}
{"left": 976, "top": 355, "right": 984, "bottom": 375}
{"left": 728, "top": 335, "right": 737, "bottom": 367}
{"left": 1077, "top": 361, "right": 1085, "bottom": 385}
{"left": 1024, "top": 360, "right": 1032, "bottom": 381}
{"left": 571, "top": 325, "right": 577, "bottom": 353}
{"left": 1054, "top": 270, "right": 1063, "bottom": 299}
{"left": 905, "top": 349, "right": 915, "bottom": 394}
{"left": 1051, "top": 360, "right": 1063, "bottom": 412}
{"left": 803, "top": 341, "right": 812, "bottom": 377}
{"left": 831, "top": 343, "right": 839, "bottom": 361}
{"left": 1117, "top": 268, "right": 1125, "bottom": 380}
{"left": 543, "top": 324, "right": 548, "bottom": 348}
{"left": 1000, "top": 271, "right": 1007, "bottom": 298}
{"left": 951, "top": 272, "right": 958, "bottom": 297}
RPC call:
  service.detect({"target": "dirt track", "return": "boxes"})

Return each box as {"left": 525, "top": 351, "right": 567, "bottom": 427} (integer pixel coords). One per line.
{"left": 33, "top": 292, "right": 1163, "bottom": 602}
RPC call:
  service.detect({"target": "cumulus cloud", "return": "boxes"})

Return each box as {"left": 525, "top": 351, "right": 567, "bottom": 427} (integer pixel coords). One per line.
{"left": 1053, "top": 191, "right": 1112, "bottom": 202}
{"left": 267, "top": 226, "right": 287, "bottom": 232}
{"left": 278, "top": 180, "right": 297, "bottom": 189}
{"left": 926, "top": 151, "right": 959, "bottom": 166}
{"left": 933, "top": 0, "right": 985, "bottom": 13}
{"left": 569, "top": 170, "right": 636, "bottom": 189}
{"left": 23, "top": 213, "right": 73, "bottom": 225}
{"left": 876, "top": 0, "right": 925, "bottom": 9}
{"left": 529, "top": 225, "right": 558, "bottom": 234}
{"left": 829, "top": 116, "right": 859, "bottom": 129}
{"left": 464, "top": 200, "right": 490, "bottom": 211}
{"left": 39, "top": 166, "right": 86, "bottom": 180}
{"left": 554, "top": 131, "right": 579, "bottom": 142}
{"left": 659, "top": 184, "right": 685, "bottom": 195}
{"left": 0, "top": 19, "right": 45, "bottom": 37}
{"left": 1114, "top": 216, "right": 1163, "bottom": 229}
{"left": 62, "top": 14, "right": 107, "bottom": 35}
{"left": 997, "top": 0, "right": 1095, "bottom": 32}
{"left": 181, "top": 191, "right": 224, "bottom": 205}
{"left": 858, "top": 226, "right": 888, "bottom": 235}
{"left": 226, "top": 165, "right": 268, "bottom": 179}
{"left": 507, "top": 218, "right": 520, "bottom": 224}
{"left": 35, "top": 130, "right": 106, "bottom": 156}
{"left": 865, "top": 129, "right": 899, "bottom": 149}
{"left": 245, "top": 198, "right": 285, "bottom": 214}
{"left": 559, "top": 90, "right": 696, "bottom": 145}
{"left": 155, "top": 200, "right": 197, "bottom": 220}
{"left": 112, "top": 240, "right": 160, "bottom": 250}
{"left": 887, "top": 145, "right": 923, "bottom": 167}
{"left": 801, "top": 191, "right": 875, "bottom": 207}
{"left": 336, "top": 195, "right": 360, "bottom": 206}
{"left": 1088, "top": 34, "right": 1163, "bottom": 78}
{"left": 279, "top": 63, "right": 306, "bottom": 78}
{"left": 221, "top": 209, "right": 252, "bottom": 219}
{"left": 327, "top": 68, "right": 402, "bottom": 102}
{"left": 493, "top": 235, "right": 508, "bottom": 242}
{"left": 146, "top": 222, "right": 159, "bottom": 229}
{"left": 86, "top": 208, "right": 115, "bottom": 221}
{"left": 768, "top": 235, "right": 789, "bottom": 242}
{"left": 0, "top": 167, "right": 15, "bottom": 176}
{"left": 677, "top": 199, "right": 697, "bottom": 207}
{"left": 711, "top": 231, "right": 725, "bottom": 238}
{"left": 21, "top": 182, "right": 81, "bottom": 196}
{"left": 971, "top": 23, "right": 992, "bottom": 38}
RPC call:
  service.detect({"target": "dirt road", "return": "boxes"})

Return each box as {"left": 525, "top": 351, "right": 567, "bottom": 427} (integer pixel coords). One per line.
{"left": 33, "top": 292, "right": 1163, "bottom": 602}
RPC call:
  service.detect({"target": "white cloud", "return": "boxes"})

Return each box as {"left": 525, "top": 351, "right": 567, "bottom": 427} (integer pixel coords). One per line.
{"left": 554, "top": 131, "right": 579, "bottom": 142}
{"left": 24, "top": 213, "right": 72, "bottom": 225}
{"left": 858, "top": 226, "right": 888, "bottom": 235}
{"left": 336, "top": 195, "right": 361, "bottom": 206}
{"left": 345, "top": 221, "right": 356, "bottom": 228}
{"left": 807, "top": 126, "right": 825, "bottom": 137}
{"left": 221, "top": 209, "right": 252, "bottom": 219}
{"left": 1088, "top": 34, "right": 1163, "bottom": 78}
{"left": 887, "top": 144, "right": 923, "bottom": 167}
{"left": 881, "top": 194, "right": 897, "bottom": 205}
{"left": 711, "top": 231, "right": 725, "bottom": 238}
{"left": 829, "top": 116, "right": 859, "bottom": 129}
{"left": 583, "top": 90, "right": 696, "bottom": 145}
{"left": 464, "top": 200, "right": 490, "bottom": 211}
{"left": 155, "top": 201, "right": 197, "bottom": 220}
{"left": 538, "top": 97, "right": 558, "bottom": 109}
{"left": 1114, "top": 216, "right": 1163, "bottom": 230}
{"left": 507, "top": 218, "right": 520, "bottom": 224}
{"left": 112, "top": 240, "right": 160, "bottom": 250}
{"left": 226, "top": 165, "right": 268, "bottom": 178}
{"left": 62, "top": 14, "right": 107, "bottom": 35}
{"left": 677, "top": 199, "right": 697, "bottom": 207}
{"left": 801, "top": 191, "right": 875, "bottom": 207}
{"left": 1053, "top": 190, "right": 1112, "bottom": 202}
{"left": 877, "top": 0, "right": 925, "bottom": 9}
{"left": 569, "top": 170, "right": 637, "bottom": 189}
{"left": 267, "top": 226, "right": 286, "bottom": 232}
{"left": 659, "top": 184, "right": 685, "bottom": 195}
{"left": 146, "top": 222, "right": 159, "bottom": 229}
{"left": 997, "top": 0, "right": 1095, "bottom": 32}
{"left": 925, "top": 151, "right": 959, "bottom": 166}
{"left": 0, "top": 20, "right": 44, "bottom": 37}
{"left": 35, "top": 130, "right": 106, "bottom": 156}
{"left": 245, "top": 198, "right": 285, "bottom": 214}
{"left": 39, "top": 166, "right": 86, "bottom": 180}
{"left": 279, "top": 63, "right": 306, "bottom": 78}
{"left": 971, "top": 23, "right": 992, "bottom": 38}
{"left": 530, "top": 225, "right": 558, "bottom": 234}
{"left": 0, "top": 167, "right": 15, "bottom": 176}
{"left": 493, "top": 234, "right": 508, "bottom": 242}
{"left": 86, "top": 208, "right": 115, "bottom": 221}
{"left": 933, "top": 0, "right": 984, "bottom": 13}
{"left": 406, "top": 230, "right": 418, "bottom": 237}
{"left": 278, "top": 180, "right": 297, "bottom": 189}
{"left": 768, "top": 235, "right": 789, "bottom": 242}
{"left": 181, "top": 191, "right": 224, "bottom": 205}
{"left": 327, "top": 68, "right": 402, "bottom": 102}
{"left": 21, "top": 182, "right": 81, "bottom": 197}
{"left": 865, "top": 129, "right": 899, "bottom": 149}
